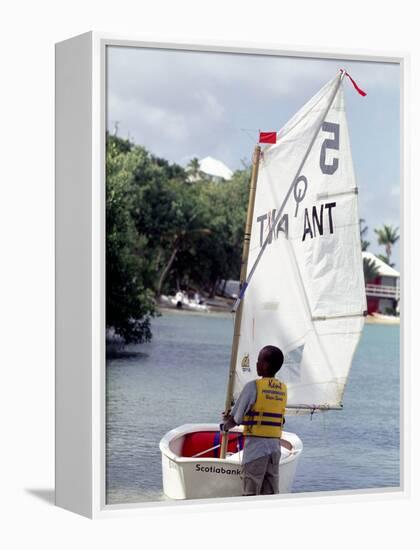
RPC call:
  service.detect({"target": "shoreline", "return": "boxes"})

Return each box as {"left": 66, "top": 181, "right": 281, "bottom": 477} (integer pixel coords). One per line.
{"left": 365, "top": 314, "right": 400, "bottom": 325}
{"left": 157, "top": 302, "right": 400, "bottom": 325}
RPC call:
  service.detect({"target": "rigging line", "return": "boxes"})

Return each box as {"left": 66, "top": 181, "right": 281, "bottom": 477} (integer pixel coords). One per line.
{"left": 269, "top": 78, "right": 339, "bottom": 150}
{"left": 232, "top": 71, "right": 346, "bottom": 313}
{"left": 242, "top": 79, "right": 335, "bottom": 154}
{"left": 191, "top": 434, "right": 243, "bottom": 458}
{"left": 245, "top": 158, "right": 287, "bottom": 255}
{"left": 286, "top": 403, "right": 343, "bottom": 408}
{"left": 240, "top": 128, "right": 258, "bottom": 146}
{"left": 287, "top": 405, "right": 343, "bottom": 413}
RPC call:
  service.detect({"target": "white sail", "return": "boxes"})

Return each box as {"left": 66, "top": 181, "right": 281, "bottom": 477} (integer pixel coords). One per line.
{"left": 234, "top": 74, "right": 366, "bottom": 411}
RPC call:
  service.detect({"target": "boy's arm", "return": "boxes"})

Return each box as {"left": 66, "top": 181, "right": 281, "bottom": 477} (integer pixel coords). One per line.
{"left": 220, "top": 415, "right": 237, "bottom": 432}
{"left": 220, "top": 382, "right": 257, "bottom": 432}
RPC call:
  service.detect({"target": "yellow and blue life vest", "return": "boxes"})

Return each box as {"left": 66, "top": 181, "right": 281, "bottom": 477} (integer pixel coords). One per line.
{"left": 242, "top": 378, "right": 287, "bottom": 438}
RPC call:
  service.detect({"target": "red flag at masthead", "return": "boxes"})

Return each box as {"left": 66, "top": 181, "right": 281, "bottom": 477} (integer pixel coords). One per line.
{"left": 340, "top": 69, "right": 367, "bottom": 97}
{"left": 259, "top": 131, "right": 277, "bottom": 144}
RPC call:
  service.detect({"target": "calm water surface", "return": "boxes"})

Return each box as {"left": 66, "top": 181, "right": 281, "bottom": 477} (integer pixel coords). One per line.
{"left": 106, "top": 310, "right": 400, "bottom": 504}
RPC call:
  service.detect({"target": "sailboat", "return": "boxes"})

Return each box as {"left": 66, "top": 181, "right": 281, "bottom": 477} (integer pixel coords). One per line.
{"left": 159, "top": 70, "right": 367, "bottom": 500}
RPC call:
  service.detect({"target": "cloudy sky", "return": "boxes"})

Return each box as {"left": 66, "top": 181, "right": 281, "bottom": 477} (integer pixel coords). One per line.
{"left": 107, "top": 46, "right": 400, "bottom": 268}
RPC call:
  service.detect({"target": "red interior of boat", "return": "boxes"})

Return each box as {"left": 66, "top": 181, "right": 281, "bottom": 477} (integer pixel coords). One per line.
{"left": 182, "top": 431, "right": 245, "bottom": 458}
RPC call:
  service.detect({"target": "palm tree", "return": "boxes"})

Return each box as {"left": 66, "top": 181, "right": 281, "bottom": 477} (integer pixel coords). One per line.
{"left": 363, "top": 257, "right": 380, "bottom": 284}
{"left": 374, "top": 224, "right": 399, "bottom": 266}
{"left": 186, "top": 157, "right": 201, "bottom": 181}
{"left": 360, "top": 218, "right": 370, "bottom": 251}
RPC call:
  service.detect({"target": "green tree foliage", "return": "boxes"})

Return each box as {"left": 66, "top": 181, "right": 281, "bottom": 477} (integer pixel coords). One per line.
{"left": 106, "top": 134, "right": 251, "bottom": 343}
{"left": 106, "top": 135, "right": 156, "bottom": 344}
{"left": 171, "top": 169, "right": 250, "bottom": 296}
{"left": 374, "top": 224, "right": 399, "bottom": 267}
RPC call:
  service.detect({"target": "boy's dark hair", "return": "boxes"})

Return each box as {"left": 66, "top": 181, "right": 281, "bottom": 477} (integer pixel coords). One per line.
{"left": 261, "top": 345, "right": 284, "bottom": 375}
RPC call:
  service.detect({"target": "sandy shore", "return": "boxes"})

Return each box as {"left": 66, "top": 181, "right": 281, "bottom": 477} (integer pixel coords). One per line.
{"left": 365, "top": 314, "right": 400, "bottom": 325}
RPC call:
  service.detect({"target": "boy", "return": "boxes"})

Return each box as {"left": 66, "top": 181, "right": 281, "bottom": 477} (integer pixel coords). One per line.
{"left": 220, "top": 345, "right": 286, "bottom": 496}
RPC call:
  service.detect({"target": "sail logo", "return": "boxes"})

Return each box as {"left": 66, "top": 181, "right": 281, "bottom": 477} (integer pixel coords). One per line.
{"left": 241, "top": 353, "right": 251, "bottom": 372}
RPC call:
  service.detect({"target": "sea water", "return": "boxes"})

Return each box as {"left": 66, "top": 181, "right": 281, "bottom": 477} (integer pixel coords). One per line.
{"left": 106, "top": 310, "right": 400, "bottom": 504}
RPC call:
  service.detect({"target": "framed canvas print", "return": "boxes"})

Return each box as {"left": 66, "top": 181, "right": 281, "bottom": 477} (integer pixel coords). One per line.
{"left": 55, "top": 32, "right": 407, "bottom": 518}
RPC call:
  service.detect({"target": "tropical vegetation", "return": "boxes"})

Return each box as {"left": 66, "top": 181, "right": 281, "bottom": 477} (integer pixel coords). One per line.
{"left": 106, "top": 135, "right": 249, "bottom": 344}
{"left": 374, "top": 224, "right": 399, "bottom": 267}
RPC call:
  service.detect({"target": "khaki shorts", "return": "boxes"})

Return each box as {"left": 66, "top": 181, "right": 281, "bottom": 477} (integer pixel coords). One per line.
{"left": 241, "top": 451, "right": 281, "bottom": 496}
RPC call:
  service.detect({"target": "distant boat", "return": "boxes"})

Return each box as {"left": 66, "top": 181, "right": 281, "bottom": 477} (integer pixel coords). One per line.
{"left": 160, "top": 71, "right": 366, "bottom": 499}
{"left": 159, "top": 292, "right": 209, "bottom": 312}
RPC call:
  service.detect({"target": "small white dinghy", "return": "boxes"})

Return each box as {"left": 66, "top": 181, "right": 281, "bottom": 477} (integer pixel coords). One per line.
{"left": 160, "top": 424, "right": 302, "bottom": 500}
{"left": 160, "top": 71, "right": 366, "bottom": 500}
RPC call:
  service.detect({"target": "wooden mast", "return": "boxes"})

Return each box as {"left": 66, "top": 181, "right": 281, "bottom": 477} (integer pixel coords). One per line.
{"left": 220, "top": 144, "right": 261, "bottom": 459}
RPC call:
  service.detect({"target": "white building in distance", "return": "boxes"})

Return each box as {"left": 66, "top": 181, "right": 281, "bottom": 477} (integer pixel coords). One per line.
{"left": 199, "top": 156, "right": 233, "bottom": 181}
{"left": 187, "top": 156, "right": 233, "bottom": 182}
{"left": 363, "top": 251, "right": 400, "bottom": 315}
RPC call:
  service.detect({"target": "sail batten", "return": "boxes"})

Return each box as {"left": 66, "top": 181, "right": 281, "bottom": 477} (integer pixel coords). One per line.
{"left": 316, "top": 188, "right": 358, "bottom": 200}
{"left": 234, "top": 74, "right": 366, "bottom": 410}
{"left": 312, "top": 312, "right": 366, "bottom": 321}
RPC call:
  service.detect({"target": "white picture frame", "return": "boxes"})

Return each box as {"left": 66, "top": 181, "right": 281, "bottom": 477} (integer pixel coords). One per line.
{"left": 55, "top": 31, "right": 408, "bottom": 518}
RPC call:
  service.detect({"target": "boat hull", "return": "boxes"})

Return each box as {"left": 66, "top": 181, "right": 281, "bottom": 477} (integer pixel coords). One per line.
{"left": 160, "top": 423, "right": 303, "bottom": 500}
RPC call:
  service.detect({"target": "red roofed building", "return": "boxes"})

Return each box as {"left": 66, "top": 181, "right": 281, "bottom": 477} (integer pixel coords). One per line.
{"left": 363, "top": 252, "right": 400, "bottom": 315}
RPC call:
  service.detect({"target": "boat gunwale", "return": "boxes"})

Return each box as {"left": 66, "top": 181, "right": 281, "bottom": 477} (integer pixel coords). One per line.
{"left": 159, "top": 423, "right": 303, "bottom": 467}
